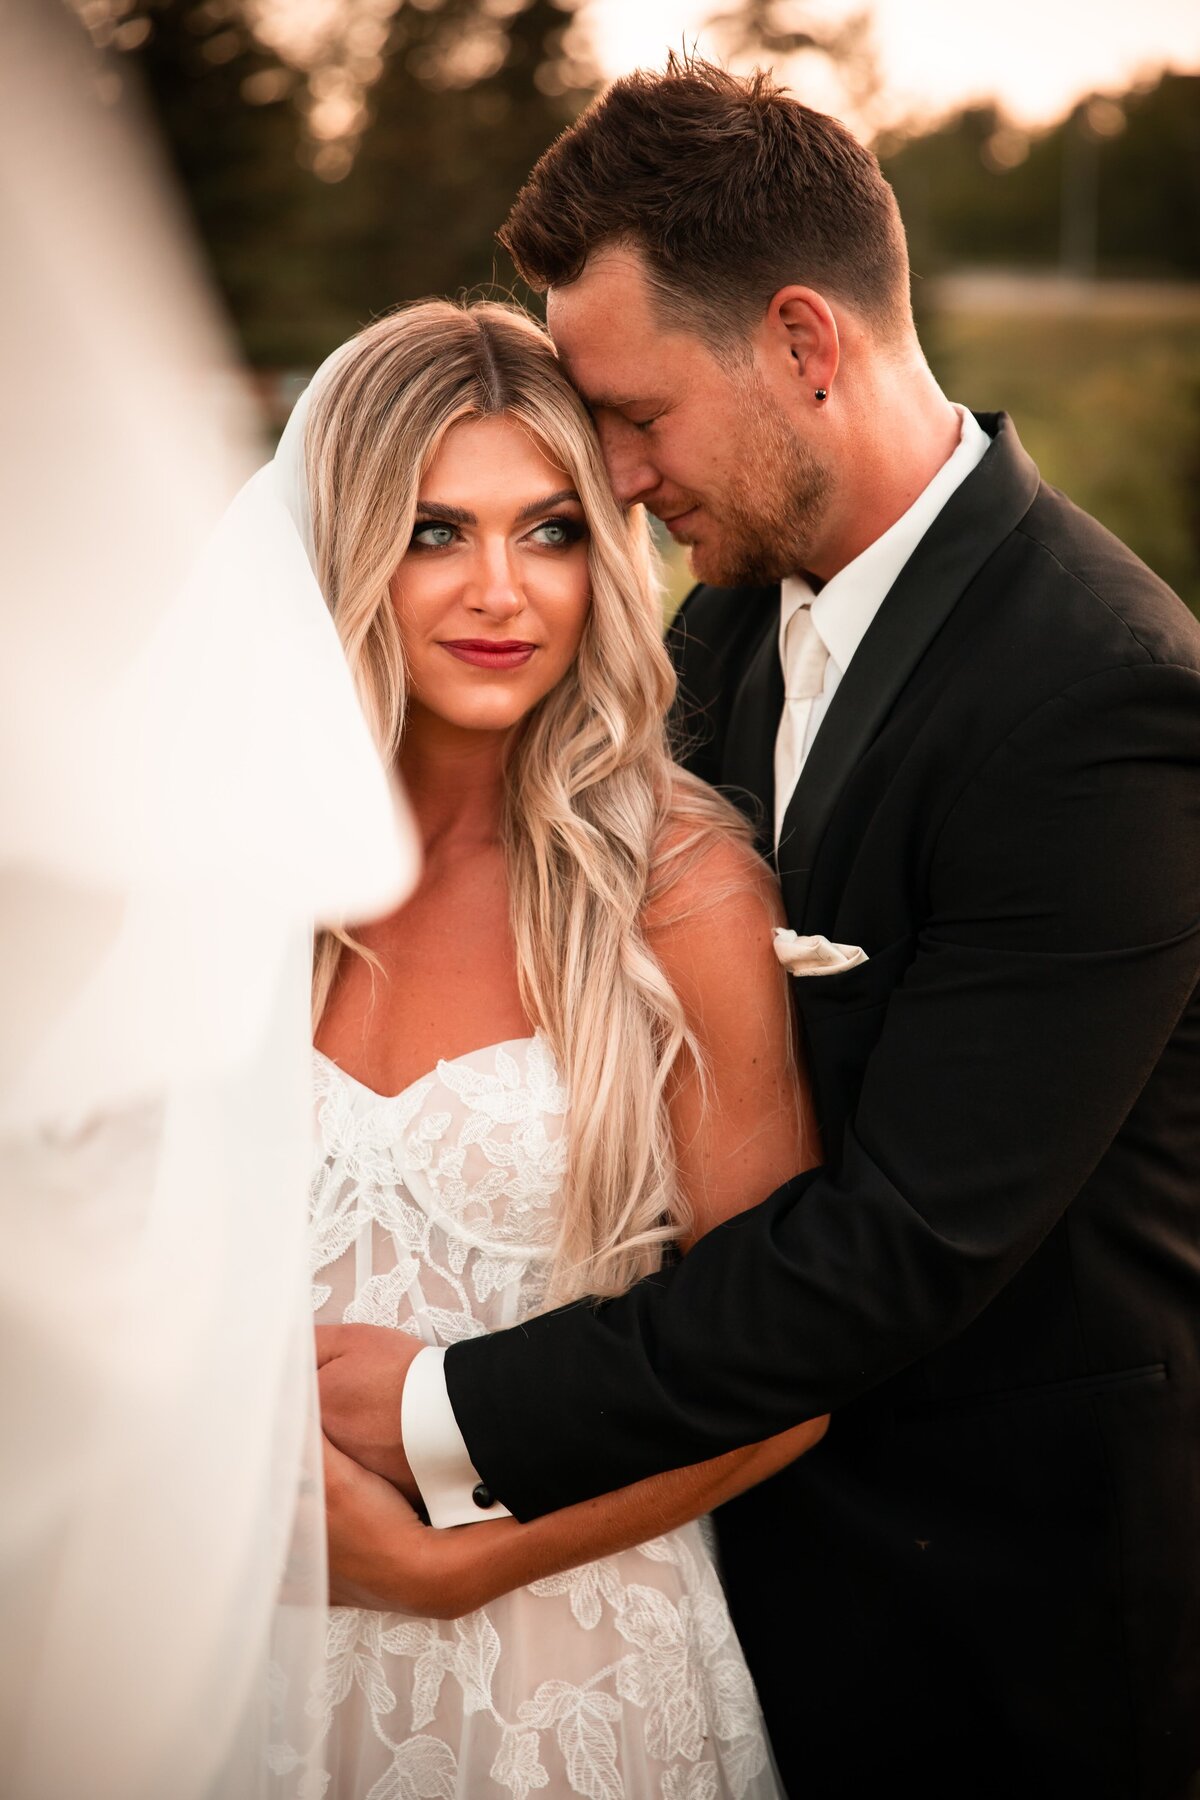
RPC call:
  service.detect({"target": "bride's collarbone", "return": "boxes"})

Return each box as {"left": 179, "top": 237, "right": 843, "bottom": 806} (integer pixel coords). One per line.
{"left": 316, "top": 861, "right": 530, "bottom": 1096}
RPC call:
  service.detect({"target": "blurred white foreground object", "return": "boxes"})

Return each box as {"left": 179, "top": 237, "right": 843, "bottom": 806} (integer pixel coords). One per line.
{"left": 0, "top": 6, "right": 418, "bottom": 1797}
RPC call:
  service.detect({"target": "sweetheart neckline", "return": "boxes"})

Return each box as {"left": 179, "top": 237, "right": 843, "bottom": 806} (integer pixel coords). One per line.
{"left": 312, "top": 1034, "right": 542, "bottom": 1105}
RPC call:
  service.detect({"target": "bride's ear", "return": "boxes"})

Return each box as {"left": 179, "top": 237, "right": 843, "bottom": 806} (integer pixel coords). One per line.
{"left": 763, "top": 286, "right": 840, "bottom": 404}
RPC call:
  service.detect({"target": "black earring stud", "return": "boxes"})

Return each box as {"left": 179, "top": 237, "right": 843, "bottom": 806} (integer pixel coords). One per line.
{"left": 814, "top": 388, "right": 828, "bottom": 403}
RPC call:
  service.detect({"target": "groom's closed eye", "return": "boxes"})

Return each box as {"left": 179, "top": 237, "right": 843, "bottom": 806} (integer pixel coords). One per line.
{"left": 584, "top": 388, "right": 663, "bottom": 415}
{"left": 589, "top": 402, "right": 667, "bottom": 440}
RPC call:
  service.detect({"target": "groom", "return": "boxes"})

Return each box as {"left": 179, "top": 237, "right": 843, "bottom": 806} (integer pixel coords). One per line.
{"left": 319, "top": 59, "right": 1200, "bottom": 1798}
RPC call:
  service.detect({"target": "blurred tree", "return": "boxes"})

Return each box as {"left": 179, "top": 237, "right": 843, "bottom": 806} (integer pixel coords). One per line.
{"left": 1091, "top": 73, "right": 1200, "bottom": 277}
{"left": 1182, "top": 384, "right": 1200, "bottom": 580}
{"left": 881, "top": 72, "right": 1199, "bottom": 279}
{"left": 117, "top": 2, "right": 330, "bottom": 361}
{"left": 331, "top": 0, "right": 596, "bottom": 338}
{"left": 694, "top": 3, "right": 954, "bottom": 365}
{"left": 703, "top": 0, "right": 881, "bottom": 130}
{"left": 82, "top": 0, "right": 596, "bottom": 363}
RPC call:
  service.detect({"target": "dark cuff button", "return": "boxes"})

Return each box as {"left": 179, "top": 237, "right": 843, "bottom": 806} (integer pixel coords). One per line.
{"left": 471, "top": 1482, "right": 494, "bottom": 1510}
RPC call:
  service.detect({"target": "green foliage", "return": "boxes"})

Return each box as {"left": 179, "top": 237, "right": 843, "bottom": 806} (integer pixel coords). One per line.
{"left": 878, "top": 71, "right": 1200, "bottom": 619}
{"left": 119, "top": 11, "right": 1199, "bottom": 617}
{"left": 126, "top": 0, "right": 594, "bottom": 364}
{"left": 330, "top": 0, "right": 591, "bottom": 341}
{"left": 882, "top": 73, "right": 1200, "bottom": 279}
{"left": 929, "top": 293, "right": 1200, "bottom": 616}
{"left": 129, "top": 2, "right": 319, "bottom": 359}
{"left": 1093, "top": 74, "right": 1200, "bottom": 276}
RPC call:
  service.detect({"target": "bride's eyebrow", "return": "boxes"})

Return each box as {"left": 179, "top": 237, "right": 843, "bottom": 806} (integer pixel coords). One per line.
{"left": 413, "top": 500, "right": 475, "bottom": 523}
{"left": 413, "top": 491, "right": 581, "bottom": 525}
{"left": 515, "top": 489, "right": 581, "bottom": 521}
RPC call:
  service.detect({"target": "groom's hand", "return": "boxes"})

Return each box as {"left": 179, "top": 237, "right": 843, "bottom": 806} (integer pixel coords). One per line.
{"left": 315, "top": 1324, "right": 422, "bottom": 1501}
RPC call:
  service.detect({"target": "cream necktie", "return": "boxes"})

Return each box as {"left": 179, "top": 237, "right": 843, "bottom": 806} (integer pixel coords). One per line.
{"left": 774, "top": 602, "right": 829, "bottom": 848}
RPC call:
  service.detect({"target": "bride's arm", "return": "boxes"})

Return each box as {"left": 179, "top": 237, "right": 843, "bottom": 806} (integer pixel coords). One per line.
{"left": 326, "top": 828, "right": 827, "bottom": 1617}
{"left": 324, "top": 1414, "right": 826, "bottom": 1617}
{"left": 644, "top": 821, "right": 821, "bottom": 1257}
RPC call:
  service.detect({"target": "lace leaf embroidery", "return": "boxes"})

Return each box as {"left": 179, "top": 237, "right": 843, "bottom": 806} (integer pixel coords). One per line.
{"left": 664, "top": 1767, "right": 721, "bottom": 1800}
{"left": 308, "top": 1207, "right": 363, "bottom": 1279}
{"left": 490, "top": 1726, "right": 551, "bottom": 1799}
{"left": 377, "top": 1620, "right": 457, "bottom": 1731}
{"left": 528, "top": 1559, "right": 625, "bottom": 1630}
{"left": 518, "top": 1684, "right": 624, "bottom": 1800}
{"left": 452, "top": 1610, "right": 501, "bottom": 1715}
{"left": 718, "top": 1728, "right": 771, "bottom": 1796}
{"left": 614, "top": 1585, "right": 709, "bottom": 1763}
{"left": 558, "top": 1692, "right": 623, "bottom": 1800}
{"left": 707, "top": 1654, "right": 764, "bottom": 1743}
{"left": 362, "top": 1735, "right": 458, "bottom": 1800}
{"left": 344, "top": 1259, "right": 420, "bottom": 1328}
{"left": 472, "top": 1253, "right": 525, "bottom": 1305}
{"left": 300, "top": 1038, "right": 775, "bottom": 1800}
{"left": 412, "top": 1642, "right": 457, "bottom": 1732}
{"left": 356, "top": 1651, "right": 399, "bottom": 1721}
{"left": 421, "top": 1306, "right": 488, "bottom": 1344}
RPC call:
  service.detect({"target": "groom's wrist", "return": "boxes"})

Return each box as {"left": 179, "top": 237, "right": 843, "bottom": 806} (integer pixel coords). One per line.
{"left": 401, "top": 1345, "right": 512, "bottom": 1528}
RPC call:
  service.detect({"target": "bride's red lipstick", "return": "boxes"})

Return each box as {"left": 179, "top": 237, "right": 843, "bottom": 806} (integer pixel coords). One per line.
{"left": 441, "top": 639, "right": 537, "bottom": 670}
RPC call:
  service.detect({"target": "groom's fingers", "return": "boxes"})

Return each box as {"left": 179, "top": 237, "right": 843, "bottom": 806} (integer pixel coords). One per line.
{"left": 314, "top": 1324, "right": 346, "bottom": 1367}
{"left": 321, "top": 1428, "right": 369, "bottom": 1501}
{"left": 321, "top": 1428, "right": 350, "bottom": 1475}
{"left": 314, "top": 1328, "right": 422, "bottom": 1496}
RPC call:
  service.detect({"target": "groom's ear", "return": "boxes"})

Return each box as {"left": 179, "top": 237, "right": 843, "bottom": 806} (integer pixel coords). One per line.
{"left": 761, "top": 287, "right": 840, "bottom": 402}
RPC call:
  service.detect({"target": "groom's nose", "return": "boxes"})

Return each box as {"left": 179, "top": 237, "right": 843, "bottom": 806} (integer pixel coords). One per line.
{"left": 595, "top": 416, "right": 658, "bottom": 508}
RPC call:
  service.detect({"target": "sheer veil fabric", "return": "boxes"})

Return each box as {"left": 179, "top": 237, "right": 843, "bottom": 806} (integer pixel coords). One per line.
{"left": 0, "top": 8, "right": 418, "bottom": 1796}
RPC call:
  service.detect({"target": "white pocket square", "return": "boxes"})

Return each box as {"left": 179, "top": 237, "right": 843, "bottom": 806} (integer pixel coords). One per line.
{"left": 772, "top": 929, "right": 868, "bottom": 977}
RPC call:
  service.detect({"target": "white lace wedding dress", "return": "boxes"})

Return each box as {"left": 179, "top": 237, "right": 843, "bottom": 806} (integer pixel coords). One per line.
{"left": 286, "top": 1033, "right": 782, "bottom": 1800}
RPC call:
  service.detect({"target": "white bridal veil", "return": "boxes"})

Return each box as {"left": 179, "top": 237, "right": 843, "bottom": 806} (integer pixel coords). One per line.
{"left": 0, "top": 6, "right": 418, "bottom": 1795}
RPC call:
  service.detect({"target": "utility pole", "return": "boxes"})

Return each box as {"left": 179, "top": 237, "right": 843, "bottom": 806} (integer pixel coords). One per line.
{"left": 1060, "top": 102, "right": 1098, "bottom": 279}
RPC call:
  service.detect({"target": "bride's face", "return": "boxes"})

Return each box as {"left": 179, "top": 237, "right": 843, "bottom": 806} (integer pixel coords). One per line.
{"left": 389, "top": 413, "right": 591, "bottom": 738}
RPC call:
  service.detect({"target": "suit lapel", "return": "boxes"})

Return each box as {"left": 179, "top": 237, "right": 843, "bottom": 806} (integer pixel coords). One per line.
{"left": 775, "top": 413, "right": 1041, "bottom": 926}
{"left": 720, "top": 605, "right": 783, "bottom": 858}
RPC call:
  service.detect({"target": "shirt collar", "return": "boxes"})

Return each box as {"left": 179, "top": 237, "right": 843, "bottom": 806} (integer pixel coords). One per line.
{"left": 780, "top": 406, "right": 991, "bottom": 675}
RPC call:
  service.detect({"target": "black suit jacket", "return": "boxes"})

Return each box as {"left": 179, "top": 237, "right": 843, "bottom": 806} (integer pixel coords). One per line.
{"left": 446, "top": 416, "right": 1200, "bottom": 1798}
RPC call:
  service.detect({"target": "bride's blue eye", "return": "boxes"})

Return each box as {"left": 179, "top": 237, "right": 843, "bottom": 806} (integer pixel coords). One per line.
{"left": 411, "top": 521, "right": 458, "bottom": 549}
{"left": 528, "top": 517, "right": 585, "bottom": 548}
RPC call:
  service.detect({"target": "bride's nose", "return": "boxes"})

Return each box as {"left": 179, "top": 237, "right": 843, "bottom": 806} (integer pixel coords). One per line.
{"left": 466, "top": 537, "right": 525, "bottom": 620}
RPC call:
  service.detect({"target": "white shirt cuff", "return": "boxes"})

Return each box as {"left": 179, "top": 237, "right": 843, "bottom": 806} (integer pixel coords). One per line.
{"left": 401, "top": 1344, "right": 512, "bottom": 1528}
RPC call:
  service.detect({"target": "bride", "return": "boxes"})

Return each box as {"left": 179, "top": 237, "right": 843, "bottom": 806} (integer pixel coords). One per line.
{"left": 291, "top": 299, "right": 825, "bottom": 1798}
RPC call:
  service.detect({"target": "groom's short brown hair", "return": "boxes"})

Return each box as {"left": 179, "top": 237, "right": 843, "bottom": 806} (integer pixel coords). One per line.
{"left": 500, "top": 55, "right": 911, "bottom": 350}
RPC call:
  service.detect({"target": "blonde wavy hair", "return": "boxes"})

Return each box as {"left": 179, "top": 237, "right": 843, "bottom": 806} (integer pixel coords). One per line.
{"left": 308, "top": 299, "right": 751, "bottom": 1307}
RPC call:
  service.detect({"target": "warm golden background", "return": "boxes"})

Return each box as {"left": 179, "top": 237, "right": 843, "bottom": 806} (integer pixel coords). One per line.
{"left": 74, "top": 0, "right": 1200, "bottom": 612}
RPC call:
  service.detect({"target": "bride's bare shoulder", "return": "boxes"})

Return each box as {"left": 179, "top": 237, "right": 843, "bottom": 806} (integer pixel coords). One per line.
{"left": 642, "top": 773, "right": 786, "bottom": 1015}
{"left": 643, "top": 774, "right": 816, "bottom": 1223}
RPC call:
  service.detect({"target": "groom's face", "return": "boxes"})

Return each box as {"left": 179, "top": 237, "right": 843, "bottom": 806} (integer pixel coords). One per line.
{"left": 547, "top": 246, "right": 830, "bottom": 587}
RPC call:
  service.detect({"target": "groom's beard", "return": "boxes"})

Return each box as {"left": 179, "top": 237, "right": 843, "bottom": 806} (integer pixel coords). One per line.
{"left": 684, "top": 385, "right": 833, "bottom": 589}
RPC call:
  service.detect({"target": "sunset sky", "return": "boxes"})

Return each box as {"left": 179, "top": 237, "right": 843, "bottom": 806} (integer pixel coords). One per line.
{"left": 586, "top": 0, "right": 1200, "bottom": 127}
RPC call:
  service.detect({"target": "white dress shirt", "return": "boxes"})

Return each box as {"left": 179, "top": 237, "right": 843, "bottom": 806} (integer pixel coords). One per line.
{"left": 774, "top": 405, "right": 990, "bottom": 844}
{"left": 773, "top": 603, "right": 830, "bottom": 846}
{"left": 403, "top": 405, "right": 992, "bottom": 1529}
